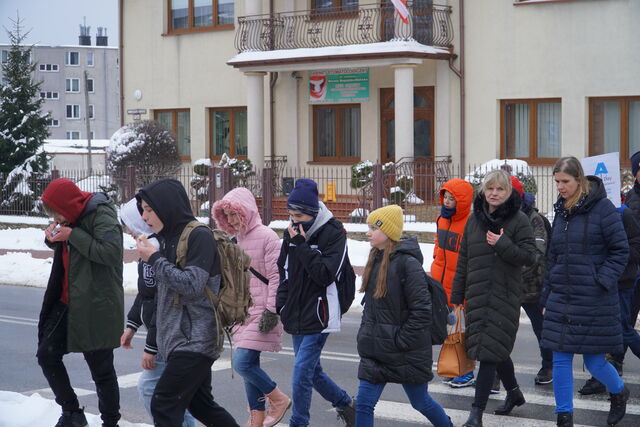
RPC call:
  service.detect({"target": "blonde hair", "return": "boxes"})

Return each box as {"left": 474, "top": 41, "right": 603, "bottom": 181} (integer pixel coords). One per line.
{"left": 359, "top": 239, "right": 398, "bottom": 299}
{"left": 42, "top": 202, "right": 59, "bottom": 218}
{"left": 553, "top": 156, "right": 589, "bottom": 210}
{"left": 481, "top": 169, "right": 512, "bottom": 194}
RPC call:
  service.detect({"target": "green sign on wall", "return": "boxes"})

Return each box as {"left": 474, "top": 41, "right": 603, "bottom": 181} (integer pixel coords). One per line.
{"left": 309, "top": 68, "right": 369, "bottom": 104}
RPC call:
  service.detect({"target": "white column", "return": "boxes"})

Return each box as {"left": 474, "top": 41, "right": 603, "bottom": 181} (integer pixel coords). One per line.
{"left": 244, "top": 0, "right": 262, "bottom": 15}
{"left": 435, "top": 60, "right": 451, "bottom": 157}
{"left": 246, "top": 72, "right": 266, "bottom": 169}
{"left": 282, "top": 74, "right": 300, "bottom": 167}
{"left": 392, "top": 64, "right": 416, "bottom": 161}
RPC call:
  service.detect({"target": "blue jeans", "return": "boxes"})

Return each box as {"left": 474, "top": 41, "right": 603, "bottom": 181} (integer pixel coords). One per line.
{"left": 289, "top": 334, "right": 351, "bottom": 427}
{"left": 138, "top": 356, "right": 196, "bottom": 427}
{"left": 522, "top": 302, "right": 553, "bottom": 369}
{"left": 553, "top": 352, "right": 624, "bottom": 413}
{"left": 232, "top": 348, "right": 277, "bottom": 410}
{"left": 356, "top": 380, "right": 451, "bottom": 427}
{"left": 619, "top": 288, "right": 640, "bottom": 358}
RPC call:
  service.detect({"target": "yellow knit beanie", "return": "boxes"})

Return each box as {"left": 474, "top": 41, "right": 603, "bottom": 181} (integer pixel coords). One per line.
{"left": 367, "top": 205, "right": 403, "bottom": 242}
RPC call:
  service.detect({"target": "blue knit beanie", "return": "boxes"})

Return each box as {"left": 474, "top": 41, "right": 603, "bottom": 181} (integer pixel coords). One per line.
{"left": 631, "top": 151, "right": 640, "bottom": 178}
{"left": 287, "top": 179, "right": 319, "bottom": 216}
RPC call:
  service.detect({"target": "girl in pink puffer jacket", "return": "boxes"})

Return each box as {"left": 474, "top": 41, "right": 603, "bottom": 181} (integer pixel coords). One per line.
{"left": 212, "top": 187, "right": 290, "bottom": 427}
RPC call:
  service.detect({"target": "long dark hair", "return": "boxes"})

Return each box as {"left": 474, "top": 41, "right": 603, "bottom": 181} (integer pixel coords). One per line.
{"left": 553, "top": 156, "right": 589, "bottom": 210}
{"left": 360, "top": 239, "right": 398, "bottom": 299}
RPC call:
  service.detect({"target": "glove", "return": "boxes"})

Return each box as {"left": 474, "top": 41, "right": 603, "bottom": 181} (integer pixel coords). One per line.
{"left": 258, "top": 309, "right": 279, "bottom": 333}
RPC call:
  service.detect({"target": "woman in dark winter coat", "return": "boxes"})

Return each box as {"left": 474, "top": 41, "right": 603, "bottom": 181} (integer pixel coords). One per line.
{"left": 356, "top": 205, "right": 451, "bottom": 427}
{"left": 450, "top": 169, "right": 536, "bottom": 427}
{"left": 541, "top": 157, "right": 630, "bottom": 427}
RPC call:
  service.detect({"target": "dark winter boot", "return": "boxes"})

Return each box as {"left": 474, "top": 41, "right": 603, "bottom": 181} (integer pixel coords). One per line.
{"left": 55, "top": 408, "right": 88, "bottom": 427}
{"left": 556, "top": 412, "right": 573, "bottom": 427}
{"left": 494, "top": 386, "right": 525, "bottom": 415}
{"left": 607, "top": 386, "right": 630, "bottom": 426}
{"left": 578, "top": 376, "right": 606, "bottom": 395}
{"left": 462, "top": 406, "right": 483, "bottom": 427}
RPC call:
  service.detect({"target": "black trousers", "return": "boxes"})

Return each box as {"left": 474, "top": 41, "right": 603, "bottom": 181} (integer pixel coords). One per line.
{"left": 36, "top": 301, "right": 120, "bottom": 426}
{"left": 473, "top": 358, "right": 518, "bottom": 410}
{"left": 151, "top": 351, "right": 239, "bottom": 427}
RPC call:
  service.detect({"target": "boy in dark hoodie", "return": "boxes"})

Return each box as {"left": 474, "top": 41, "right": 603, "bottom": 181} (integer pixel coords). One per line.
{"left": 276, "top": 178, "right": 355, "bottom": 427}
{"left": 38, "top": 178, "right": 124, "bottom": 427}
{"left": 135, "top": 178, "right": 238, "bottom": 427}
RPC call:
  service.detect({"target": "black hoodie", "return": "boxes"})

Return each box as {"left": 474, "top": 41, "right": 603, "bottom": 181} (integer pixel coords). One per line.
{"left": 136, "top": 179, "right": 222, "bottom": 359}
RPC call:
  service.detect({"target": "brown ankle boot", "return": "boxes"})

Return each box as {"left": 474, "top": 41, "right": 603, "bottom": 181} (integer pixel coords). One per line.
{"left": 244, "top": 409, "right": 265, "bottom": 427}
{"left": 263, "top": 386, "right": 292, "bottom": 427}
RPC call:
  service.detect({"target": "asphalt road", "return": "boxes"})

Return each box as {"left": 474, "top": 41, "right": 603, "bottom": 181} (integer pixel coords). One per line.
{"left": 2, "top": 284, "right": 640, "bottom": 426}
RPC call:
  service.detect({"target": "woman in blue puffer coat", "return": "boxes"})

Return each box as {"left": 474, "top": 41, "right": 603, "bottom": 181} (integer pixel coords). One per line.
{"left": 541, "top": 156, "right": 629, "bottom": 427}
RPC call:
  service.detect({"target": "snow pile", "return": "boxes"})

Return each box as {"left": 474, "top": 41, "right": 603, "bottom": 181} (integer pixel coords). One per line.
{"left": 0, "top": 390, "right": 150, "bottom": 427}
{"left": 0, "top": 252, "right": 139, "bottom": 292}
{"left": 0, "top": 227, "right": 49, "bottom": 250}
{"left": 465, "top": 159, "right": 533, "bottom": 184}
{"left": 76, "top": 175, "right": 113, "bottom": 193}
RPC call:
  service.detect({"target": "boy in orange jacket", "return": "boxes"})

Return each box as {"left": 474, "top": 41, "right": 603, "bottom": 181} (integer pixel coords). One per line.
{"left": 431, "top": 178, "right": 474, "bottom": 388}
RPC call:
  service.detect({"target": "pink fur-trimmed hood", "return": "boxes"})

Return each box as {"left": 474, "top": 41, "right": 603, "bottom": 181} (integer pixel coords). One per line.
{"left": 211, "top": 187, "right": 262, "bottom": 237}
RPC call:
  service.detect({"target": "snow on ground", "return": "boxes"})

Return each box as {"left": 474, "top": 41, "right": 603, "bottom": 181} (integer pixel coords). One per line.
{"left": 269, "top": 219, "right": 437, "bottom": 233}
{"left": 0, "top": 225, "right": 435, "bottom": 311}
{"left": 0, "top": 390, "right": 150, "bottom": 427}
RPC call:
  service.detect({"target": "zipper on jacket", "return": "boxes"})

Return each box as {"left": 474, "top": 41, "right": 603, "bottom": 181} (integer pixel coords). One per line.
{"left": 560, "top": 218, "right": 571, "bottom": 349}
{"left": 439, "top": 219, "right": 452, "bottom": 284}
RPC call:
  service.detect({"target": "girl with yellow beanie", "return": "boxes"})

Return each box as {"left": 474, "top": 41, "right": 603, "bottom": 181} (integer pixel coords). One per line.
{"left": 354, "top": 205, "right": 452, "bottom": 427}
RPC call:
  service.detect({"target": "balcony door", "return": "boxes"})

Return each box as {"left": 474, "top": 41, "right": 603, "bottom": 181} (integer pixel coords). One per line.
{"left": 380, "top": 86, "right": 434, "bottom": 163}
{"left": 381, "top": 0, "right": 433, "bottom": 45}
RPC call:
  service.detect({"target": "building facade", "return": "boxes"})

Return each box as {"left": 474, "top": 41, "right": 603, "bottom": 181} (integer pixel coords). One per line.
{"left": 119, "top": 0, "right": 639, "bottom": 176}
{"left": 0, "top": 40, "right": 120, "bottom": 141}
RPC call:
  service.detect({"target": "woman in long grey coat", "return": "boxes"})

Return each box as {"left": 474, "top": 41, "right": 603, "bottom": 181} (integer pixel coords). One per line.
{"left": 450, "top": 169, "right": 536, "bottom": 427}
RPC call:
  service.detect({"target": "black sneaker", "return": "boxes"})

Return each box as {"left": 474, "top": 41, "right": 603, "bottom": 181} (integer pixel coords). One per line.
{"left": 534, "top": 367, "right": 553, "bottom": 385}
{"left": 578, "top": 376, "right": 606, "bottom": 395}
{"left": 55, "top": 408, "right": 88, "bottom": 427}
{"left": 336, "top": 397, "right": 356, "bottom": 427}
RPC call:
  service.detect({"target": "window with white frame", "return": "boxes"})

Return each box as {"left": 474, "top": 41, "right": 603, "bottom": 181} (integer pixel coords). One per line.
{"left": 39, "top": 63, "right": 59, "bottom": 72}
{"left": 86, "top": 78, "right": 94, "bottom": 93}
{"left": 87, "top": 51, "right": 94, "bottom": 66}
{"left": 40, "top": 91, "right": 60, "bottom": 100}
{"left": 65, "top": 78, "right": 80, "bottom": 92}
{"left": 65, "top": 51, "right": 79, "bottom": 66}
{"left": 66, "top": 131, "right": 81, "bottom": 139}
{"left": 47, "top": 118, "right": 60, "bottom": 127}
{"left": 88, "top": 104, "right": 94, "bottom": 119}
{"left": 66, "top": 104, "right": 80, "bottom": 119}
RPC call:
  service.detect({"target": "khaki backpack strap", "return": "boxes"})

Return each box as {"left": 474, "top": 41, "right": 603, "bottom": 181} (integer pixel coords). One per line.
{"left": 173, "top": 220, "right": 209, "bottom": 307}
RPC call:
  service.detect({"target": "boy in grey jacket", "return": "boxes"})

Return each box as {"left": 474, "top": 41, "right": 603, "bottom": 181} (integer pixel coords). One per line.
{"left": 135, "top": 178, "right": 238, "bottom": 427}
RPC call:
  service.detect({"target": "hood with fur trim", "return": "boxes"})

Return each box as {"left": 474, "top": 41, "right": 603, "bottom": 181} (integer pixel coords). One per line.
{"left": 211, "top": 187, "right": 262, "bottom": 237}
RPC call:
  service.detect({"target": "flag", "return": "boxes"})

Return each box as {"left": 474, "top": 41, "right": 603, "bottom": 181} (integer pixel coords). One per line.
{"left": 391, "top": 0, "right": 409, "bottom": 24}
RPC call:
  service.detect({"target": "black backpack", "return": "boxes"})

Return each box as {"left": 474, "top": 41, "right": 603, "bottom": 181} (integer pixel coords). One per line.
{"left": 426, "top": 274, "right": 450, "bottom": 345}
{"left": 336, "top": 255, "right": 356, "bottom": 315}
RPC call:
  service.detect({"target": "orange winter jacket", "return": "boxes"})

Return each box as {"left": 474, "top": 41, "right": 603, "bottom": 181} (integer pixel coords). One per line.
{"left": 430, "top": 178, "right": 473, "bottom": 305}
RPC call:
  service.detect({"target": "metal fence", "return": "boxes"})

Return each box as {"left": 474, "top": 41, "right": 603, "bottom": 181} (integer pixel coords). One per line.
{"left": 1, "top": 160, "right": 604, "bottom": 225}
{"left": 235, "top": 2, "right": 453, "bottom": 53}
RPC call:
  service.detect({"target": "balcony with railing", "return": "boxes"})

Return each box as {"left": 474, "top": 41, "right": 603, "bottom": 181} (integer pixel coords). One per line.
{"left": 234, "top": 2, "right": 453, "bottom": 54}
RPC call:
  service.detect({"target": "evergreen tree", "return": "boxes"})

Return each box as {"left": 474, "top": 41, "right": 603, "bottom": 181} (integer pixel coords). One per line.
{"left": 0, "top": 15, "right": 49, "bottom": 175}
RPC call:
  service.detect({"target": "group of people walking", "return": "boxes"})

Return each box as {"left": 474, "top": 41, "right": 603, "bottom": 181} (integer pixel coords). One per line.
{"left": 34, "top": 154, "right": 640, "bottom": 427}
